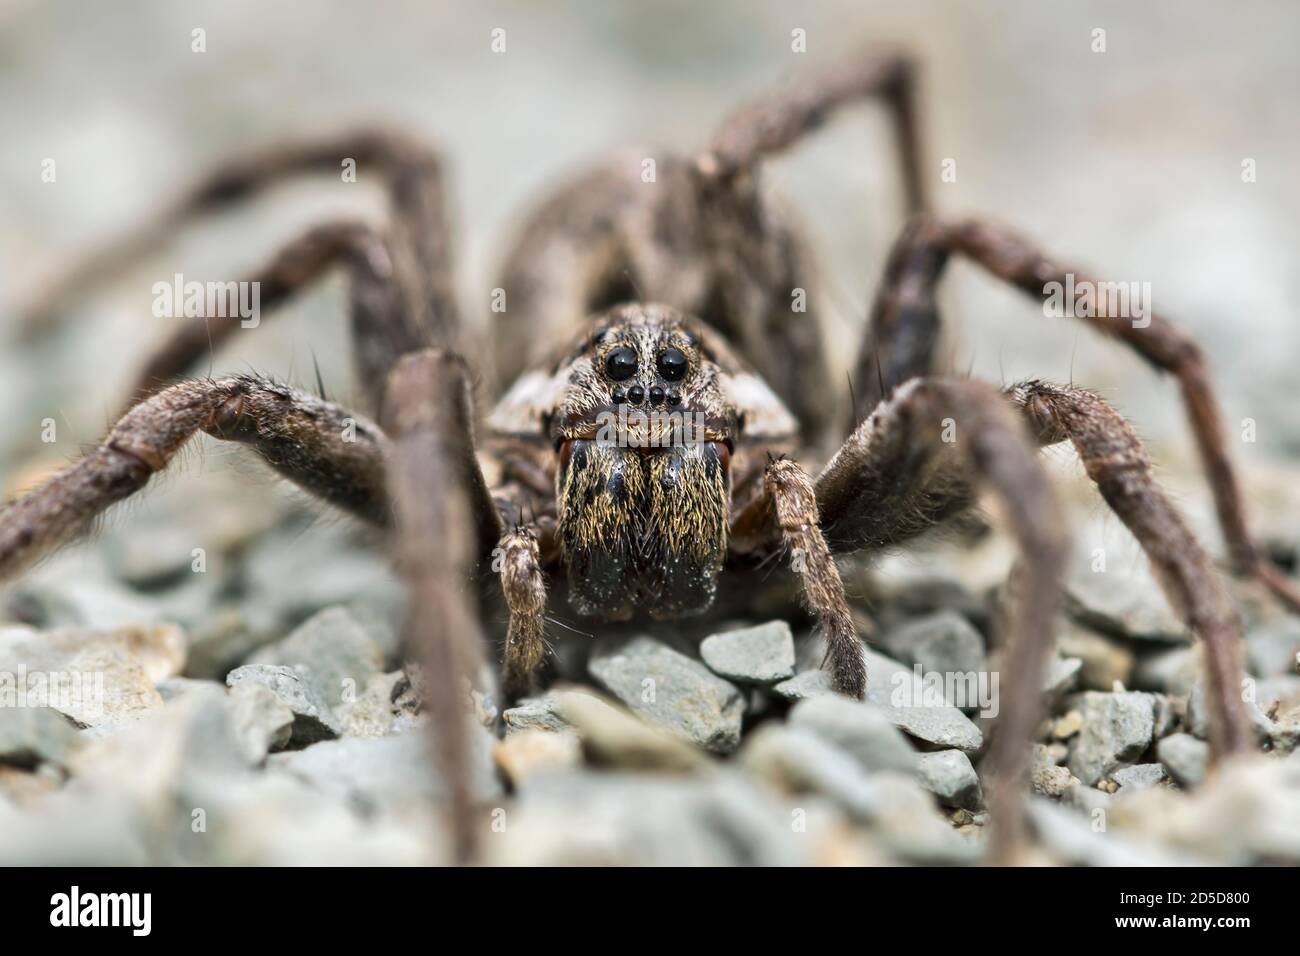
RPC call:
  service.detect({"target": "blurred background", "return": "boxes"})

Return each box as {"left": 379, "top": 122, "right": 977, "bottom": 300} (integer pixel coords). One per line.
{"left": 1, "top": 0, "right": 1299, "bottom": 868}
{"left": 1, "top": 0, "right": 1298, "bottom": 564}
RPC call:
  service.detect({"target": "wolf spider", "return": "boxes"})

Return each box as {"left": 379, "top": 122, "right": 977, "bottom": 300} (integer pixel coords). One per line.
{"left": 4, "top": 51, "right": 1293, "bottom": 864}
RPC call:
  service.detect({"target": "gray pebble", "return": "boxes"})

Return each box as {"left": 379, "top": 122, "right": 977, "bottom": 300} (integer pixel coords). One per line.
{"left": 0, "top": 706, "right": 80, "bottom": 769}
{"left": 787, "top": 695, "right": 917, "bottom": 774}
{"left": 1057, "top": 625, "right": 1134, "bottom": 690}
{"left": 226, "top": 664, "right": 340, "bottom": 743}
{"left": 589, "top": 635, "right": 745, "bottom": 754}
{"left": 484, "top": 768, "right": 804, "bottom": 867}
{"left": 502, "top": 692, "right": 574, "bottom": 736}
{"left": 775, "top": 649, "right": 984, "bottom": 752}
{"left": 1187, "top": 679, "right": 1272, "bottom": 744}
{"left": 268, "top": 724, "right": 499, "bottom": 812}
{"left": 740, "top": 724, "right": 884, "bottom": 822}
{"left": 699, "top": 621, "right": 796, "bottom": 685}
{"left": 877, "top": 610, "right": 986, "bottom": 678}
{"left": 1064, "top": 559, "right": 1191, "bottom": 642}
{"left": 228, "top": 681, "right": 294, "bottom": 762}
{"left": 915, "top": 750, "right": 983, "bottom": 810}
{"left": 1110, "top": 762, "right": 1168, "bottom": 793}
{"left": 772, "top": 668, "right": 835, "bottom": 701}
{"left": 863, "top": 648, "right": 984, "bottom": 752}
{"left": 1156, "top": 733, "right": 1209, "bottom": 788}
{"left": 1133, "top": 645, "right": 1201, "bottom": 696}
{"left": 1030, "top": 744, "right": 1080, "bottom": 797}
{"left": 1066, "top": 691, "right": 1156, "bottom": 785}
{"left": 248, "top": 606, "right": 385, "bottom": 715}
{"left": 1245, "top": 619, "right": 1300, "bottom": 678}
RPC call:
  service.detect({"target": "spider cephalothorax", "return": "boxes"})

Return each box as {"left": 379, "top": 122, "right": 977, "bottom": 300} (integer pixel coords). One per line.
{"left": 6, "top": 50, "right": 1293, "bottom": 866}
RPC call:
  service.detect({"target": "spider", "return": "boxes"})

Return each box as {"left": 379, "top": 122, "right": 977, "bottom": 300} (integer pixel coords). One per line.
{"left": 4, "top": 50, "right": 1294, "bottom": 864}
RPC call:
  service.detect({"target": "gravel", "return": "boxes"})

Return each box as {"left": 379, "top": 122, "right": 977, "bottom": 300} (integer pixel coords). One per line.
{"left": 501, "top": 692, "right": 575, "bottom": 736}
{"left": 862, "top": 647, "right": 985, "bottom": 752}
{"left": 0, "top": 706, "right": 81, "bottom": 769}
{"left": 226, "top": 664, "right": 342, "bottom": 744}
{"left": 1186, "top": 680, "right": 1273, "bottom": 744}
{"left": 493, "top": 729, "right": 583, "bottom": 787}
{"left": 1030, "top": 744, "right": 1080, "bottom": 797}
{"left": 787, "top": 695, "right": 917, "bottom": 774}
{"left": 771, "top": 668, "right": 837, "bottom": 701}
{"left": 1156, "top": 733, "right": 1210, "bottom": 788}
{"left": 915, "top": 750, "right": 983, "bottom": 810}
{"left": 699, "top": 621, "right": 796, "bottom": 685}
{"left": 247, "top": 606, "right": 385, "bottom": 716}
{"left": 1064, "top": 557, "right": 1192, "bottom": 642}
{"left": 482, "top": 769, "right": 805, "bottom": 867}
{"left": 267, "top": 723, "right": 501, "bottom": 812}
{"left": 550, "top": 688, "right": 708, "bottom": 772}
{"left": 588, "top": 634, "right": 745, "bottom": 754}
{"left": 1110, "top": 763, "right": 1168, "bottom": 794}
{"left": 1066, "top": 691, "right": 1157, "bottom": 786}
{"left": 1056, "top": 625, "right": 1135, "bottom": 691}
{"left": 1, "top": 481, "right": 1295, "bottom": 865}
{"left": 876, "top": 610, "right": 986, "bottom": 678}
{"left": 740, "top": 724, "right": 887, "bottom": 822}
{"left": 1244, "top": 619, "right": 1300, "bottom": 677}
{"left": 228, "top": 681, "right": 295, "bottom": 762}
{"left": 1133, "top": 645, "right": 1201, "bottom": 696}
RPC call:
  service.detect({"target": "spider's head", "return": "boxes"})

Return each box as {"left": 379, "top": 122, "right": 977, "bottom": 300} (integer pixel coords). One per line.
{"left": 548, "top": 303, "right": 735, "bottom": 621}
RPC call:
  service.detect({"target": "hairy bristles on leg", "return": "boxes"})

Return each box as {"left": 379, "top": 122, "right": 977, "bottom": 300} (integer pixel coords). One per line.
{"left": 498, "top": 526, "right": 548, "bottom": 697}
{"left": 1008, "top": 380, "right": 1252, "bottom": 758}
{"left": 852, "top": 214, "right": 1299, "bottom": 609}
{"left": 384, "top": 349, "right": 495, "bottom": 864}
{"left": 761, "top": 457, "right": 866, "bottom": 699}
{"left": 0, "top": 376, "right": 391, "bottom": 582}
{"left": 813, "top": 377, "right": 1068, "bottom": 861}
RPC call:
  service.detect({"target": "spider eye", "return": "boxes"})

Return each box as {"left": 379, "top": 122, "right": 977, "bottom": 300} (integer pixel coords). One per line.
{"left": 656, "top": 347, "right": 688, "bottom": 381}
{"left": 604, "top": 346, "right": 639, "bottom": 381}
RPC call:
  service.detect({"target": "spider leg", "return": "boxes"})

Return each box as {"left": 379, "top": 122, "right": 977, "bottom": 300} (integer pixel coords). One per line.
{"left": 129, "top": 220, "right": 421, "bottom": 412}
{"left": 806, "top": 377, "right": 1069, "bottom": 861}
{"left": 1007, "top": 381, "right": 1252, "bottom": 759}
{"left": 496, "top": 50, "right": 925, "bottom": 437}
{"left": 384, "top": 349, "right": 504, "bottom": 864}
{"left": 22, "top": 130, "right": 459, "bottom": 413}
{"left": 0, "top": 376, "right": 391, "bottom": 581}
{"left": 695, "top": 48, "right": 926, "bottom": 439}
{"left": 16, "top": 130, "right": 504, "bottom": 862}
{"left": 497, "top": 525, "right": 548, "bottom": 697}
{"left": 812, "top": 374, "right": 1254, "bottom": 855}
{"left": 851, "top": 215, "right": 1300, "bottom": 609}
{"left": 731, "top": 456, "right": 866, "bottom": 698}
{"left": 696, "top": 47, "right": 925, "bottom": 213}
